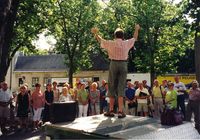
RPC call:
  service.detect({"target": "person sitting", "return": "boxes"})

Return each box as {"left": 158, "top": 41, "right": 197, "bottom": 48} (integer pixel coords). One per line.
{"left": 59, "top": 87, "right": 72, "bottom": 102}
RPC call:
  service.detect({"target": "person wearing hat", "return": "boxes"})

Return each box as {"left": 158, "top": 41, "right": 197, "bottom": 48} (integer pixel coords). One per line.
{"left": 186, "top": 80, "right": 200, "bottom": 134}
{"left": 91, "top": 24, "right": 140, "bottom": 118}
{"left": 165, "top": 82, "right": 177, "bottom": 109}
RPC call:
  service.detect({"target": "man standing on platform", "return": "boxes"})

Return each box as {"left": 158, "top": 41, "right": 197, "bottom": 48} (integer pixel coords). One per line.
{"left": 91, "top": 24, "right": 140, "bottom": 118}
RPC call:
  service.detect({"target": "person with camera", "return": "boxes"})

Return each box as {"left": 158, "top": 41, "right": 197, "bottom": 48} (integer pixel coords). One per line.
{"left": 135, "top": 82, "right": 150, "bottom": 116}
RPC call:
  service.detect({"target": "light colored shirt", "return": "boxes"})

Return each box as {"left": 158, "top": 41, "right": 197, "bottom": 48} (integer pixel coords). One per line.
{"left": 32, "top": 91, "right": 45, "bottom": 109}
{"left": 153, "top": 86, "right": 164, "bottom": 98}
{"left": 0, "top": 89, "right": 12, "bottom": 102}
{"left": 100, "top": 38, "right": 135, "bottom": 60}
{"left": 166, "top": 90, "right": 177, "bottom": 109}
{"left": 59, "top": 94, "right": 72, "bottom": 102}
{"left": 53, "top": 88, "right": 60, "bottom": 102}
{"left": 135, "top": 88, "right": 149, "bottom": 104}
{"left": 174, "top": 82, "right": 186, "bottom": 95}
{"left": 78, "top": 89, "right": 89, "bottom": 104}
{"left": 89, "top": 90, "right": 100, "bottom": 104}
{"left": 189, "top": 88, "right": 200, "bottom": 101}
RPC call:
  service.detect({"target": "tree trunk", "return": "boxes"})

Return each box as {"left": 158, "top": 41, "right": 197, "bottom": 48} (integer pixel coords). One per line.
{"left": 0, "top": 0, "right": 20, "bottom": 82}
{"left": 195, "top": 35, "right": 200, "bottom": 83}
{"left": 68, "top": 60, "right": 74, "bottom": 88}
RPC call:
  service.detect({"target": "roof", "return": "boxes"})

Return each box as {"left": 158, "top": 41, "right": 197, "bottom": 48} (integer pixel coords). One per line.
{"left": 86, "top": 54, "right": 109, "bottom": 71}
{"left": 14, "top": 54, "right": 67, "bottom": 72}
{"left": 14, "top": 54, "right": 109, "bottom": 72}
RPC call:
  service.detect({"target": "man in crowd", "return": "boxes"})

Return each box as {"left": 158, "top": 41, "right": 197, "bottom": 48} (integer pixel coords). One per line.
{"left": 186, "top": 80, "right": 200, "bottom": 134}
{"left": 152, "top": 80, "right": 165, "bottom": 119}
{"left": 99, "top": 80, "right": 107, "bottom": 114}
{"left": 125, "top": 81, "right": 136, "bottom": 115}
{"left": 135, "top": 82, "right": 150, "bottom": 116}
{"left": 0, "top": 82, "right": 13, "bottom": 135}
{"left": 174, "top": 76, "right": 187, "bottom": 119}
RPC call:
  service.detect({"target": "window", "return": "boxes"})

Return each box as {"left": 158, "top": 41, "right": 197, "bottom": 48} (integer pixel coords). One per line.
{"left": 32, "top": 77, "right": 39, "bottom": 87}
{"left": 18, "top": 78, "right": 23, "bottom": 87}
{"left": 93, "top": 77, "right": 99, "bottom": 82}
{"left": 44, "top": 77, "right": 51, "bottom": 87}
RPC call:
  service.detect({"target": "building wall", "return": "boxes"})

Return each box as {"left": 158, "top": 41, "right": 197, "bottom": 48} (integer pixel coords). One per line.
{"left": 12, "top": 70, "right": 109, "bottom": 92}
{"left": 13, "top": 71, "right": 68, "bottom": 92}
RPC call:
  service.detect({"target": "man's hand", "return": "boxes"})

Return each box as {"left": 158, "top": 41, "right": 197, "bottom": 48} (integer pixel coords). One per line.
{"left": 91, "top": 27, "right": 99, "bottom": 34}
{"left": 135, "top": 24, "right": 141, "bottom": 31}
{"left": 133, "top": 24, "right": 140, "bottom": 41}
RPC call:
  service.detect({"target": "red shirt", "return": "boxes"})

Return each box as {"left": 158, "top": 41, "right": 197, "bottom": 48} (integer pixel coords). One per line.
{"left": 32, "top": 91, "right": 45, "bottom": 109}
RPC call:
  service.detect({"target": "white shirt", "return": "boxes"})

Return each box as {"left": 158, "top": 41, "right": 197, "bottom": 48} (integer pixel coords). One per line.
{"left": 0, "top": 89, "right": 13, "bottom": 102}
{"left": 59, "top": 94, "right": 72, "bottom": 102}
{"left": 174, "top": 82, "right": 186, "bottom": 95}
{"left": 135, "top": 88, "right": 149, "bottom": 103}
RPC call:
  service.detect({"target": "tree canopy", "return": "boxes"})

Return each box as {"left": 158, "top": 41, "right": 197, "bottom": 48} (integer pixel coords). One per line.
{"left": 0, "top": 0, "right": 199, "bottom": 84}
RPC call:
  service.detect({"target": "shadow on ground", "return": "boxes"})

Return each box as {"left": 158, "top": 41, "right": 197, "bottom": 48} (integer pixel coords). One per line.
{"left": 0, "top": 129, "right": 45, "bottom": 140}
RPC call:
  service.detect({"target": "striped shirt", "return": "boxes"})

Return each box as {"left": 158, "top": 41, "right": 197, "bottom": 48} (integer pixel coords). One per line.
{"left": 100, "top": 38, "right": 135, "bottom": 60}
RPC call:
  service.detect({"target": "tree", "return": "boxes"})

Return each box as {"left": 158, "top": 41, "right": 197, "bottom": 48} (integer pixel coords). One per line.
{"left": 0, "top": 0, "right": 20, "bottom": 82}
{"left": 180, "top": 0, "right": 200, "bottom": 82}
{"left": 0, "top": 0, "right": 46, "bottom": 82}
{"left": 44, "top": 0, "right": 100, "bottom": 87}
{"left": 91, "top": 0, "right": 192, "bottom": 85}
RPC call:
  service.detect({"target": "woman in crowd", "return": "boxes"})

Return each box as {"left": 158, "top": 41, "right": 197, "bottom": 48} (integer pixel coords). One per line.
{"left": 89, "top": 82, "right": 100, "bottom": 115}
{"left": 31, "top": 83, "right": 45, "bottom": 130}
{"left": 43, "top": 83, "right": 54, "bottom": 123}
{"left": 165, "top": 82, "right": 177, "bottom": 109}
{"left": 59, "top": 87, "right": 72, "bottom": 102}
{"left": 186, "top": 80, "right": 200, "bottom": 134}
{"left": 16, "top": 85, "right": 30, "bottom": 131}
{"left": 78, "top": 83, "right": 89, "bottom": 117}
{"left": 52, "top": 81, "right": 60, "bottom": 102}
{"left": 161, "top": 82, "right": 179, "bottom": 125}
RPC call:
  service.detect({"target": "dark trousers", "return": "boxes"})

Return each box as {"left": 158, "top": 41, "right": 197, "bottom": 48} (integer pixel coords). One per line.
{"left": 186, "top": 100, "right": 200, "bottom": 133}
{"left": 177, "top": 94, "right": 185, "bottom": 119}
{"left": 108, "top": 61, "right": 127, "bottom": 97}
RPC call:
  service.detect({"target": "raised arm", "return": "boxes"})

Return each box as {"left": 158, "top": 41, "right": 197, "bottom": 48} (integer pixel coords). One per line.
{"left": 133, "top": 24, "right": 141, "bottom": 41}
{"left": 91, "top": 27, "right": 103, "bottom": 43}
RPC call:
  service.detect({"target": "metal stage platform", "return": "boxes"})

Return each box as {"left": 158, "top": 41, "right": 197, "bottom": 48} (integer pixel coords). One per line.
{"left": 44, "top": 114, "right": 200, "bottom": 139}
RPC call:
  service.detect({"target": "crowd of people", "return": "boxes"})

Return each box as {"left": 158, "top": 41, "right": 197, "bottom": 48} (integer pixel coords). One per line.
{"left": 0, "top": 75, "right": 200, "bottom": 135}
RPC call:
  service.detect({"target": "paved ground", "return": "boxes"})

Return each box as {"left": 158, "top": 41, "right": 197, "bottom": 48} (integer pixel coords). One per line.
{"left": 0, "top": 128, "right": 46, "bottom": 140}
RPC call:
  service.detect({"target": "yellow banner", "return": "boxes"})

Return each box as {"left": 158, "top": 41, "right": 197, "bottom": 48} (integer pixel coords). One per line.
{"left": 157, "top": 75, "right": 196, "bottom": 85}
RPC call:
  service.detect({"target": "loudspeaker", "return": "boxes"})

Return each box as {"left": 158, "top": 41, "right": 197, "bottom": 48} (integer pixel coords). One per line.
{"left": 50, "top": 101, "right": 77, "bottom": 123}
